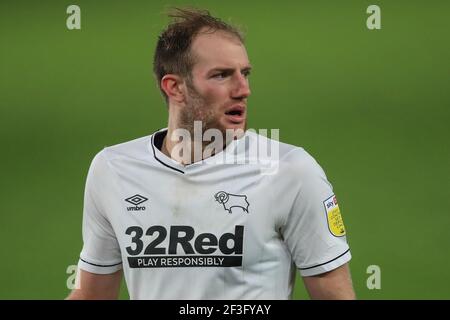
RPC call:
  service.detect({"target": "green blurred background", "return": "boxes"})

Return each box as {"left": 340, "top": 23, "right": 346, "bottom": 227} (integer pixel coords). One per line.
{"left": 1, "top": 0, "right": 449, "bottom": 299}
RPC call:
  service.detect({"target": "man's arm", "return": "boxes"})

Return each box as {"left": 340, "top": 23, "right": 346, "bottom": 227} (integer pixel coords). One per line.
{"left": 302, "top": 263, "right": 355, "bottom": 300}
{"left": 66, "top": 269, "right": 123, "bottom": 300}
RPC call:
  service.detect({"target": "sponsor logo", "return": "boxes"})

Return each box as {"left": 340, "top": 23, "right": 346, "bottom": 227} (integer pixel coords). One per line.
{"left": 125, "top": 225, "right": 244, "bottom": 268}
{"left": 214, "top": 191, "right": 249, "bottom": 214}
{"left": 125, "top": 194, "right": 148, "bottom": 211}
{"left": 323, "top": 194, "right": 346, "bottom": 237}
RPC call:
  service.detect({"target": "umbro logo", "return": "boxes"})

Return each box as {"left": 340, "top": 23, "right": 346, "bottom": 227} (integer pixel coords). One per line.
{"left": 215, "top": 191, "right": 249, "bottom": 214}
{"left": 125, "top": 194, "right": 148, "bottom": 212}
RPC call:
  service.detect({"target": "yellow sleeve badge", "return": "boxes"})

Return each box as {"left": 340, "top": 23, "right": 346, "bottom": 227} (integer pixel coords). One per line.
{"left": 323, "top": 195, "right": 346, "bottom": 237}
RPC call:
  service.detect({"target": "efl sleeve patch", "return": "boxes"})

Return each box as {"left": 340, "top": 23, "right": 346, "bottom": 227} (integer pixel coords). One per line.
{"left": 323, "top": 195, "right": 346, "bottom": 237}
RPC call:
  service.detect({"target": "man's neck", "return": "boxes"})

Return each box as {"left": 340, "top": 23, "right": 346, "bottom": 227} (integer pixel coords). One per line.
{"left": 162, "top": 128, "right": 223, "bottom": 166}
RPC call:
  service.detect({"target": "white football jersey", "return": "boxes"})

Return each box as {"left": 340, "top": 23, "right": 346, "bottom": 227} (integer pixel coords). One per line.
{"left": 77, "top": 129, "right": 351, "bottom": 299}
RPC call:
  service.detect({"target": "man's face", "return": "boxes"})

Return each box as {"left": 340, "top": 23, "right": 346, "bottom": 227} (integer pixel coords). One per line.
{"left": 180, "top": 30, "right": 252, "bottom": 137}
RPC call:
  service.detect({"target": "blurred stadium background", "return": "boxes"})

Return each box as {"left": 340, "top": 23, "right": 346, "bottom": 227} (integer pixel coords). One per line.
{"left": 0, "top": 0, "right": 449, "bottom": 299}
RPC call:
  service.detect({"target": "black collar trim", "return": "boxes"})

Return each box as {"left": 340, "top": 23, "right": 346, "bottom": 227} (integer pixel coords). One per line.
{"left": 151, "top": 130, "right": 185, "bottom": 174}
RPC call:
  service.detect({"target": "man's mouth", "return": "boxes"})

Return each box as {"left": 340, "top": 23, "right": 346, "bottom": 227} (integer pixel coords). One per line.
{"left": 224, "top": 105, "right": 246, "bottom": 124}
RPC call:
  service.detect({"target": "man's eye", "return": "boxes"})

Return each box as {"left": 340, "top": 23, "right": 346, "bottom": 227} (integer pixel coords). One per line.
{"left": 243, "top": 70, "right": 251, "bottom": 78}
{"left": 213, "top": 73, "right": 226, "bottom": 79}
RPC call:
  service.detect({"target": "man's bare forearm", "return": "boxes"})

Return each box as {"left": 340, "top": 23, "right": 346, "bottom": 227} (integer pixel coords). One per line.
{"left": 302, "top": 263, "right": 356, "bottom": 300}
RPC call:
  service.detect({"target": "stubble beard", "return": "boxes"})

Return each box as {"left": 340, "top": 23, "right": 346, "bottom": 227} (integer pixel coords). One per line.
{"left": 179, "top": 82, "right": 247, "bottom": 149}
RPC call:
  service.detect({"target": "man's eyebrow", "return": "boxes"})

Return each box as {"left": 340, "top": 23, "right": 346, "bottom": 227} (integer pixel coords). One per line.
{"left": 208, "top": 66, "right": 252, "bottom": 74}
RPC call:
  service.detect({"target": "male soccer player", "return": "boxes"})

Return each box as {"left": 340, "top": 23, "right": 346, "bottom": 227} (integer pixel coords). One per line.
{"left": 67, "top": 8, "right": 355, "bottom": 300}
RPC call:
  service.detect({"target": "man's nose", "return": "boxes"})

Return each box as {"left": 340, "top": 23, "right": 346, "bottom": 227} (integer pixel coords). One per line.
{"left": 231, "top": 74, "right": 251, "bottom": 99}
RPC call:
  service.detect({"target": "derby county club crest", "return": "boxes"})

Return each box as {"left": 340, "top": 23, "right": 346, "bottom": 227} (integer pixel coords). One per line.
{"left": 214, "top": 191, "right": 250, "bottom": 214}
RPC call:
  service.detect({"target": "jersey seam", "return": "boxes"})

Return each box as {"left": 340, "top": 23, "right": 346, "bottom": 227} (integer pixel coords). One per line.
{"left": 91, "top": 150, "right": 125, "bottom": 240}
{"left": 278, "top": 147, "right": 309, "bottom": 229}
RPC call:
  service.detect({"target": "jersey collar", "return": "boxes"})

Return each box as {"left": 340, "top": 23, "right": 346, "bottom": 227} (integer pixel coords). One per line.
{"left": 149, "top": 128, "right": 245, "bottom": 175}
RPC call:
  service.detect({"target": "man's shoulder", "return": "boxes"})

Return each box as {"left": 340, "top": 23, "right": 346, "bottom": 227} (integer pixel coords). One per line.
{"left": 252, "top": 133, "right": 331, "bottom": 187}
{"left": 95, "top": 134, "right": 152, "bottom": 163}
{"left": 247, "top": 131, "right": 320, "bottom": 169}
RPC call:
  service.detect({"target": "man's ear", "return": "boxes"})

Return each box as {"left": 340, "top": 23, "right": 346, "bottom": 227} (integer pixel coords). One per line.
{"left": 161, "top": 74, "right": 186, "bottom": 104}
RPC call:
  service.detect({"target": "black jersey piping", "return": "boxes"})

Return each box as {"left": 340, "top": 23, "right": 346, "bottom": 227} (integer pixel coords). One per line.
{"left": 299, "top": 248, "right": 350, "bottom": 270}
{"left": 151, "top": 131, "right": 185, "bottom": 174}
{"left": 80, "top": 258, "right": 122, "bottom": 268}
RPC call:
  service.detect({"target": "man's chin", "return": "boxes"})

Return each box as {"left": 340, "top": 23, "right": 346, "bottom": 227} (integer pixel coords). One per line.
{"left": 221, "top": 118, "right": 246, "bottom": 130}
{"left": 189, "top": 119, "right": 246, "bottom": 140}
{"left": 220, "top": 121, "right": 246, "bottom": 138}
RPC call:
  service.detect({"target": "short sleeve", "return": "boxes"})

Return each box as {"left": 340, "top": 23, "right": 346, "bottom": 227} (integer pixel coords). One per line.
{"left": 281, "top": 152, "right": 351, "bottom": 277}
{"left": 77, "top": 151, "right": 123, "bottom": 274}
